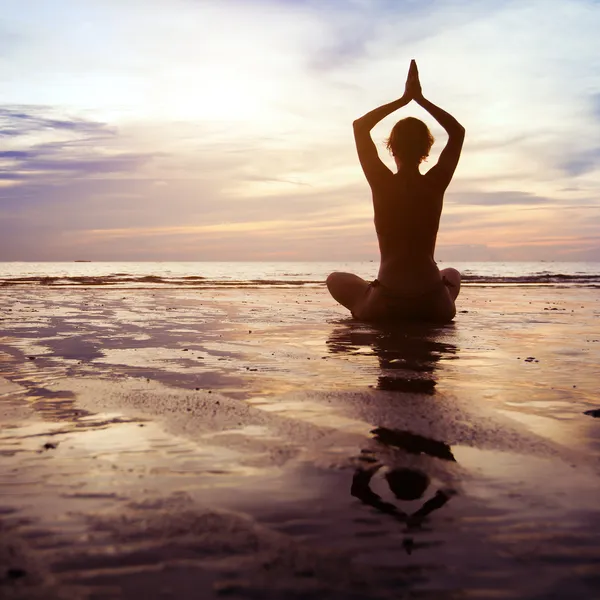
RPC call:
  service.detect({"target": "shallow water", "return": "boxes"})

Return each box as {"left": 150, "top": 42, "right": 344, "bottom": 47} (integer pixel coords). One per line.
{"left": 1, "top": 286, "right": 599, "bottom": 599}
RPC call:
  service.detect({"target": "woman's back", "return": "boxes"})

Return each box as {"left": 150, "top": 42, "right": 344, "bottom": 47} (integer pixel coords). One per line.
{"left": 373, "top": 171, "right": 444, "bottom": 290}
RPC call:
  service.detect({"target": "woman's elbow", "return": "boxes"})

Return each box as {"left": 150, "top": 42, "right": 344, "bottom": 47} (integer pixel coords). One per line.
{"left": 451, "top": 124, "right": 465, "bottom": 141}
{"left": 353, "top": 119, "right": 365, "bottom": 131}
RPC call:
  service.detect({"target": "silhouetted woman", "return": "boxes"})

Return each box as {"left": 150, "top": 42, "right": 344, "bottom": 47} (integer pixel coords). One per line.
{"left": 327, "top": 60, "right": 464, "bottom": 323}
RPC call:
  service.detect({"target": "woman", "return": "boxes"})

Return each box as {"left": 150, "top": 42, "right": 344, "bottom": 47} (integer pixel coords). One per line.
{"left": 326, "top": 60, "right": 464, "bottom": 324}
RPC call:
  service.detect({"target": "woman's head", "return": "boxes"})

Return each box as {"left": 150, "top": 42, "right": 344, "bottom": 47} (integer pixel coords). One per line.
{"left": 385, "top": 117, "right": 434, "bottom": 167}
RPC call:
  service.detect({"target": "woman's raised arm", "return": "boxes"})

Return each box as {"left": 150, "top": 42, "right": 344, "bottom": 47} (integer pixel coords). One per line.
{"left": 353, "top": 96, "right": 410, "bottom": 134}
{"left": 410, "top": 61, "right": 465, "bottom": 188}
{"left": 352, "top": 98, "right": 407, "bottom": 187}
{"left": 352, "top": 63, "right": 418, "bottom": 186}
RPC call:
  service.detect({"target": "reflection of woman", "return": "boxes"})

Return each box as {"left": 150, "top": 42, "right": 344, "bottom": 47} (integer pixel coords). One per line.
{"left": 351, "top": 427, "right": 457, "bottom": 540}
{"left": 327, "top": 60, "right": 464, "bottom": 324}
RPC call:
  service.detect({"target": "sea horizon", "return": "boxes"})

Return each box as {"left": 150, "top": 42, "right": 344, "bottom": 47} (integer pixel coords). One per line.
{"left": 1, "top": 260, "right": 599, "bottom": 287}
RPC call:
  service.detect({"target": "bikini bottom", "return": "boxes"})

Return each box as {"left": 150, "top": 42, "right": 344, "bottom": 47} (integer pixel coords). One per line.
{"left": 352, "top": 278, "right": 455, "bottom": 324}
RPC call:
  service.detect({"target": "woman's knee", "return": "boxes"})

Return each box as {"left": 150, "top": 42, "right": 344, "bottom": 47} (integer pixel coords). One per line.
{"left": 326, "top": 271, "right": 341, "bottom": 290}
{"left": 326, "top": 271, "right": 357, "bottom": 293}
{"left": 326, "top": 272, "right": 343, "bottom": 298}
{"left": 326, "top": 272, "right": 369, "bottom": 310}
{"left": 440, "top": 268, "right": 461, "bottom": 300}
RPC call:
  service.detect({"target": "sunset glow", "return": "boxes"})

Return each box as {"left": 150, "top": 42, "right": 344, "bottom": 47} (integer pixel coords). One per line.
{"left": 1, "top": 0, "right": 599, "bottom": 261}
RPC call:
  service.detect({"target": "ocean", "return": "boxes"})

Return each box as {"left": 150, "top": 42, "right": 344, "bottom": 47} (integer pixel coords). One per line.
{"left": 1, "top": 261, "right": 599, "bottom": 287}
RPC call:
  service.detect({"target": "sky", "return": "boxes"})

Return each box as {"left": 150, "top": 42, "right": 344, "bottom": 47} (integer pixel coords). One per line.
{"left": 1, "top": 0, "right": 599, "bottom": 262}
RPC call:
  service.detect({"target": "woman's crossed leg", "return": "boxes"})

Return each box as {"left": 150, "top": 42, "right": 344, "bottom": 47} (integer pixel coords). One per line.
{"left": 326, "top": 271, "right": 370, "bottom": 317}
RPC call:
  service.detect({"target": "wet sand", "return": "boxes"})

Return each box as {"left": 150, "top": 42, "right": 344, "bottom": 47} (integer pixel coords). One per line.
{"left": 1, "top": 285, "right": 599, "bottom": 599}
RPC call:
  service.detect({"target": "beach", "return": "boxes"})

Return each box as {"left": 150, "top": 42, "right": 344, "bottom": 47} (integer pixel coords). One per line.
{"left": 1, "top": 276, "right": 600, "bottom": 599}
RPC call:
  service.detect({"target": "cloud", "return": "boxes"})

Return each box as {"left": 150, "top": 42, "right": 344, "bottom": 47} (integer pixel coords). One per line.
{"left": 593, "top": 93, "right": 600, "bottom": 122}
{"left": 446, "top": 191, "right": 555, "bottom": 206}
{"left": 436, "top": 244, "right": 501, "bottom": 262}
{"left": 560, "top": 148, "right": 600, "bottom": 177}
{"left": 1, "top": 153, "right": 153, "bottom": 180}
{"left": 0, "top": 106, "right": 158, "bottom": 189}
{"left": 0, "top": 106, "right": 108, "bottom": 137}
{"left": 0, "top": 172, "right": 24, "bottom": 181}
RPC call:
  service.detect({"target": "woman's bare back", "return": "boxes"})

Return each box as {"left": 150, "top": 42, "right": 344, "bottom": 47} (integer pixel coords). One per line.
{"left": 373, "top": 170, "right": 444, "bottom": 291}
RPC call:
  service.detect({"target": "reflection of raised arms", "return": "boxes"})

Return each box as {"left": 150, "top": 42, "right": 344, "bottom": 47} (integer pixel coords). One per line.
{"left": 352, "top": 63, "right": 418, "bottom": 187}
{"left": 410, "top": 61, "right": 466, "bottom": 189}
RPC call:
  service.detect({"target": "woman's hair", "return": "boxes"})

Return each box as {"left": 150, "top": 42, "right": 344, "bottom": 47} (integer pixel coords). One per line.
{"left": 385, "top": 117, "right": 434, "bottom": 165}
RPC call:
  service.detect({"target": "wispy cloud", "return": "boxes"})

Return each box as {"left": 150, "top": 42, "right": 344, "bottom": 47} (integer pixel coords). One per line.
{"left": 593, "top": 93, "right": 600, "bottom": 122}
{"left": 0, "top": 107, "right": 160, "bottom": 214}
{"left": 446, "top": 191, "right": 555, "bottom": 206}
{"left": 0, "top": 106, "right": 108, "bottom": 137}
{"left": 560, "top": 148, "right": 600, "bottom": 177}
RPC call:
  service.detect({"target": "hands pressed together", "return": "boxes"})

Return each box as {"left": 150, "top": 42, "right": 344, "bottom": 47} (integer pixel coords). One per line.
{"left": 403, "top": 59, "right": 424, "bottom": 103}
{"left": 353, "top": 58, "right": 463, "bottom": 145}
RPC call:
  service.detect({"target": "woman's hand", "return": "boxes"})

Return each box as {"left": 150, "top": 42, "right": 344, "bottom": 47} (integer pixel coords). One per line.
{"left": 404, "top": 59, "right": 423, "bottom": 102}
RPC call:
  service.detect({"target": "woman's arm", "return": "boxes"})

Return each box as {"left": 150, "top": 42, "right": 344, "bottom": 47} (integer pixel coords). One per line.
{"left": 420, "top": 95, "right": 465, "bottom": 190}
{"left": 416, "top": 96, "right": 465, "bottom": 139}
{"left": 409, "top": 63, "right": 464, "bottom": 188}
{"left": 353, "top": 95, "right": 411, "bottom": 134}
{"left": 409, "top": 60, "right": 464, "bottom": 139}
{"left": 352, "top": 96, "right": 410, "bottom": 187}
{"left": 352, "top": 60, "right": 428, "bottom": 187}
{"left": 408, "top": 61, "right": 464, "bottom": 188}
